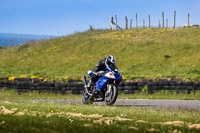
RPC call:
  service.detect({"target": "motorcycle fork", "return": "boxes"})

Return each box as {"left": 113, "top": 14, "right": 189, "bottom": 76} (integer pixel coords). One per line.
{"left": 107, "top": 84, "right": 112, "bottom": 94}
{"left": 106, "top": 80, "right": 116, "bottom": 93}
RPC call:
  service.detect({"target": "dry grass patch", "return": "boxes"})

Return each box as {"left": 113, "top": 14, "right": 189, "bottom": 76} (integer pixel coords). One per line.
{"left": 188, "top": 124, "right": 200, "bottom": 129}
{"left": 0, "top": 121, "right": 5, "bottom": 125}
{"left": 93, "top": 119, "right": 116, "bottom": 125}
{"left": 129, "top": 126, "right": 139, "bottom": 130}
{"left": 135, "top": 120, "right": 147, "bottom": 123}
{"left": 15, "top": 112, "right": 25, "bottom": 116}
{"left": 4, "top": 101, "right": 11, "bottom": 104}
{"left": 84, "top": 124, "right": 92, "bottom": 127}
{"left": 172, "top": 129, "right": 182, "bottom": 133}
{"left": 146, "top": 128, "right": 160, "bottom": 132}
{"left": 65, "top": 112, "right": 102, "bottom": 118}
{"left": 160, "top": 121, "right": 185, "bottom": 126}
{"left": 0, "top": 106, "right": 18, "bottom": 114}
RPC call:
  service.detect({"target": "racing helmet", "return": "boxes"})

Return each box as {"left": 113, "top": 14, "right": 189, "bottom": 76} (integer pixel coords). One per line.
{"left": 105, "top": 55, "right": 116, "bottom": 66}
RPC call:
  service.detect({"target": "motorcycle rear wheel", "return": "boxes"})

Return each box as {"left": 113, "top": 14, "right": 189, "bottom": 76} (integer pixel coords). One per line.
{"left": 105, "top": 85, "right": 118, "bottom": 105}
{"left": 82, "top": 89, "right": 93, "bottom": 104}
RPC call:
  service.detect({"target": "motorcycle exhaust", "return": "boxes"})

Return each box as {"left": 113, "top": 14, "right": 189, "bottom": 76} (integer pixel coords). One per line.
{"left": 82, "top": 75, "right": 87, "bottom": 87}
{"left": 82, "top": 75, "right": 93, "bottom": 96}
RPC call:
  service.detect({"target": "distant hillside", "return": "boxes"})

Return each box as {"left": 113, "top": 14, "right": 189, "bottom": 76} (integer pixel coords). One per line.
{"left": 0, "top": 33, "right": 57, "bottom": 46}
{"left": 0, "top": 28, "right": 200, "bottom": 80}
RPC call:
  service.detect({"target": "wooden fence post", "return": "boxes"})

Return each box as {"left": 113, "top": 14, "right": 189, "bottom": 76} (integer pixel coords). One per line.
{"left": 125, "top": 16, "right": 128, "bottom": 29}
{"left": 162, "top": 12, "right": 165, "bottom": 28}
{"left": 158, "top": 21, "right": 161, "bottom": 28}
{"left": 166, "top": 19, "right": 168, "bottom": 28}
{"left": 148, "top": 15, "right": 151, "bottom": 28}
{"left": 174, "top": 10, "right": 176, "bottom": 28}
{"left": 136, "top": 13, "right": 138, "bottom": 29}
{"left": 115, "top": 15, "right": 118, "bottom": 30}
{"left": 143, "top": 19, "right": 145, "bottom": 28}
{"left": 127, "top": 17, "right": 128, "bottom": 29}
{"left": 188, "top": 13, "right": 190, "bottom": 27}
{"left": 130, "top": 19, "right": 132, "bottom": 29}
{"left": 110, "top": 17, "right": 114, "bottom": 31}
{"left": 111, "top": 16, "right": 123, "bottom": 30}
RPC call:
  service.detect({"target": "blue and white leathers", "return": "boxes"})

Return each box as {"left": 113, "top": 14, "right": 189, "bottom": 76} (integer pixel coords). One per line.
{"left": 88, "top": 66, "right": 122, "bottom": 91}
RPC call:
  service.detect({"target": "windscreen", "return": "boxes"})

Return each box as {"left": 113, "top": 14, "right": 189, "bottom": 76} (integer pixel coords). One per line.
{"left": 109, "top": 64, "right": 118, "bottom": 71}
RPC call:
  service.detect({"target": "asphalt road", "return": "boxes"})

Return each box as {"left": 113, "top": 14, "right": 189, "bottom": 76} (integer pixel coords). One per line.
{"left": 9, "top": 99, "right": 200, "bottom": 110}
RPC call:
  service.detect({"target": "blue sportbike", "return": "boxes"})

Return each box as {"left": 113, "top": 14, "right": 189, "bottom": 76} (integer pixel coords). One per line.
{"left": 82, "top": 64, "right": 122, "bottom": 105}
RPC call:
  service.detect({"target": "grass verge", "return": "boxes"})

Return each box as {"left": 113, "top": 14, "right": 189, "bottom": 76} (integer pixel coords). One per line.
{"left": 1, "top": 89, "right": 200, "bottom": 100}
{"left": 0, "top": 101, "right": 200, "bottom": 133}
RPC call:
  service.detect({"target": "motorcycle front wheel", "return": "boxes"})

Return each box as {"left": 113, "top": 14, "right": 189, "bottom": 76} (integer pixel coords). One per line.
{"left": 105, "top": 85, "right": 118, "bottom": 105}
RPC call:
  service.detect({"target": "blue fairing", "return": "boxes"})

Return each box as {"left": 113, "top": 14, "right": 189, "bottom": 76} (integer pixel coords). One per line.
{"left": 88, "top": 72, "right": 92, "bottom": 78}
{"left": 95, "top": 76, "right": 110, "bottom": 91}
{"left": 88, "top": 64, "right": 122, "bottom": 91}
{"left": 95, "top": 74, "right": 122, "bottom": 91}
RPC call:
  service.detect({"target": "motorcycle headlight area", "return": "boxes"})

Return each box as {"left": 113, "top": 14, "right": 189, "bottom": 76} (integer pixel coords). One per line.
{"left": 105, "top": 72, "right": 115, "bottom": 79}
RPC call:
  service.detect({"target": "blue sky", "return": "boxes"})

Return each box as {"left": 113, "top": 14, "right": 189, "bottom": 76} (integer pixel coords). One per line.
{"left": 0, "top": 0, "right": 200, "bottom": 36}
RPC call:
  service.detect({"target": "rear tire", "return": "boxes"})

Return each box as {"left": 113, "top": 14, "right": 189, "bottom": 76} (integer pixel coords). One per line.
{"left": 105, "top": 85, "right": 118, "bottom": 105}
{"left": 82, "top": 89, "right": 93, "bottom": 104}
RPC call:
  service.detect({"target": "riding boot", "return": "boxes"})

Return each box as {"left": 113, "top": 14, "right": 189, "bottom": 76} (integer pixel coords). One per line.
{"left": 86, "top": 74, "right": 98, "bottom": 91}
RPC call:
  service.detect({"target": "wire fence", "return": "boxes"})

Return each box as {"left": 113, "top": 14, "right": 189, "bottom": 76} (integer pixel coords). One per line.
{"left": 110, "top": 11, "right": 199, "bottom": 30}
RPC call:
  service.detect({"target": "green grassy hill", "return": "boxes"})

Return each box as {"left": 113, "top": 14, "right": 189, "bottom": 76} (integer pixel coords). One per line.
{"left": 0, "top": 28, "right": 200, "bottom": 80}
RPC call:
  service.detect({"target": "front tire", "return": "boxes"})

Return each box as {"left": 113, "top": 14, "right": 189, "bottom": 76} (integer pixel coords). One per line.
{"left": 105, "top": 85, "right": 118, "bottom": 105}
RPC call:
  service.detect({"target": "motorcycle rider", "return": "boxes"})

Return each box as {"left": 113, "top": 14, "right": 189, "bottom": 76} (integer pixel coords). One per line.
{"left": 86, "top": 55, "right": 116, "bottom": 90}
